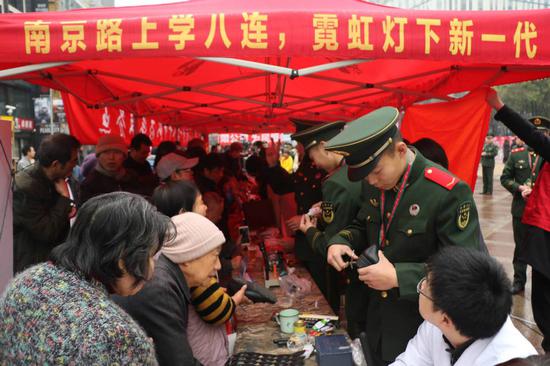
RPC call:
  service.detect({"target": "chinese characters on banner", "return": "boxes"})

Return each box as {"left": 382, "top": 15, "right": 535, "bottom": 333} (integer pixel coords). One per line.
{"left": 62, "top": 92, "right": 201, "bottom": 146}
{"left": 21, "top": 12, "right": 540, "bottom": 61}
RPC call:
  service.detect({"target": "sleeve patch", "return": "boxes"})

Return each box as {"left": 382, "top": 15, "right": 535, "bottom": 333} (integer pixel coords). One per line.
{"left": 457, "top": 202, "right": 471, "bottom": 230}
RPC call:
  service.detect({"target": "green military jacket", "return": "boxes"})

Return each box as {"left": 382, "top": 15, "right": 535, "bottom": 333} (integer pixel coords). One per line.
{"left": 481, "top": 142, "right": 499, "bottom": 167}
{"left": 328, "top": 150, "right": 482, "bottom": 362}
{"left": 305, "top": 161, "right": 362, "bottom": 258}
{"left": 500, "top": 147, "right": 543, "bottom": 217}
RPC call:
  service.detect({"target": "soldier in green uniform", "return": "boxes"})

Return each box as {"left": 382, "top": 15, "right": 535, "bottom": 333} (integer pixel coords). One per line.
{"left": 500, "top": 117, "right": 548, "bottom": 294}
{"left": 481, "top": 134, "right": 499, "bottom": 195}
{"left": 267, "top": 121, "right": 366, "bottom": 338}
{"left": 263, "top": 119, "right": 328, "bottom": 307}
{"left": 324, "top": 107, "right": 484, "bottom": 365}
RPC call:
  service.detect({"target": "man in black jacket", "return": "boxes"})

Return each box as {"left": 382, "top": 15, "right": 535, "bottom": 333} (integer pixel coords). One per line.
{"left": 13, "top": 133, "right": 80, "bottom": 273}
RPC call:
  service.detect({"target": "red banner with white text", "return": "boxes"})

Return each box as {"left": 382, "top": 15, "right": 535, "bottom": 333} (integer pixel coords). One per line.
{"left": 63, "top": 92, "right": 201, "bottom": 146}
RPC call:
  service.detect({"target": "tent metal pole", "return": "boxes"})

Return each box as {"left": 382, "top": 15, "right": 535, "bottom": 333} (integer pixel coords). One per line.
{"left": 285, "top": 86, "right": 365, "bottom": 107}
{"left": 284, "top": 93, "right": 359, "bottom": 108}
{"left": 48, "top": 75, "right": 92, "bottom": 107}
{"left": 197, "top": 57, "right": 371, "bottom": 79}
{"left": 99, "top": 88, "right": 186, "bottom": 108}
{"left": 298, "top": 59, "right": 370, "bottom": 76}
{"left": 89, "top": 73, "right": 118, "bottom": 100}
{"left": 97, "top": 70, "right": 270, "bottom": 107}
{"left": 194, "top": 89, "right": 273, "bottom": 107}
{"left": 375, "top": 85, "right": 453, "bottom": 101}
{"left": 197, "top": 57, "right": 293, "bottom": 76}
{"left": 0, "top": 62, "right": 71, "bottom": 79}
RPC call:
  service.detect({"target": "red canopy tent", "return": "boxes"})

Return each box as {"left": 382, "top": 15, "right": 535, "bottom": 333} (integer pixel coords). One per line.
{"left": 1, "top": 0, "right": 550, "bottom": 187}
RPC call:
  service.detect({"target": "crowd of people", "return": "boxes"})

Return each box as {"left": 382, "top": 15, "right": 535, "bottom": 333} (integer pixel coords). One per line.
{"left": 1, "top": 88, "right": 549, "bottom": 365}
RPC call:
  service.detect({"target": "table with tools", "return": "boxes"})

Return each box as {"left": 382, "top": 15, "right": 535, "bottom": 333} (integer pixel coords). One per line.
{"left": 230, "top": 238, "right": 351, "bottom": 366}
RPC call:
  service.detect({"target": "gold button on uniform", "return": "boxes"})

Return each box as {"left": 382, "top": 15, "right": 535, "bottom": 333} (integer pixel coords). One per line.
{"left": 427, "top": 169, "right": 433, "bottom": 174}
{"left": 386, "top": 212, "right": 391, "bottom": 219}
{"left": 406, "top": 229, "right": 413, "bottom": 236}
{"left": 385, "top": 239, "right": 390, "bottom": 246}
{"left": 381, "top": 291, "right": 388, "bottom": 298}
{"left": 346, "top": 279, "right": 351, "bottom": 285}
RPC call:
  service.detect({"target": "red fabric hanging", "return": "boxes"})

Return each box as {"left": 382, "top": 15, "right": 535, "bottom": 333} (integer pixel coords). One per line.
{"left": 401, "top": 88, "right": 491, "bottom": 190}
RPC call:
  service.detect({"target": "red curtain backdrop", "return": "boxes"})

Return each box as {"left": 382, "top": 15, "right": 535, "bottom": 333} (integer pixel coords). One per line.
{"left": 401, "top": 88, "right": 491, "bottom": 190}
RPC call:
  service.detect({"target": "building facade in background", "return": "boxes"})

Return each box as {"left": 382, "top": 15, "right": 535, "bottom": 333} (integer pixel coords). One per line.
{"left": 371, "top": 0, "right": 549, "bottom": 10}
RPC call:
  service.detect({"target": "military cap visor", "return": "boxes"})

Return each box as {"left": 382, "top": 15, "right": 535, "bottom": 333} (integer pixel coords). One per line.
{"left": 325, "top": 107, "right": 400, "bottom": 182}
{"left": 290, "top": 121, "right": 346, "bottom": 151}
{"left": 289, "top": 117, "right": 323, "bottom": 133}
{"left": 529, "top": 116, "right": 550, "bottom": 130}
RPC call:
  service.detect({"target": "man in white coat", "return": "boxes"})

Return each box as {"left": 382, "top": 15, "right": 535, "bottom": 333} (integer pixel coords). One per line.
{"left": 391, "top": 246, "right": 537, "bottom": 366}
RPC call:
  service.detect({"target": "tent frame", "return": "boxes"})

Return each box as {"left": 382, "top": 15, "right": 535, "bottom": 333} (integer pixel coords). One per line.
{"left": 2, "top": 57, "right": 550, "bottom": 128}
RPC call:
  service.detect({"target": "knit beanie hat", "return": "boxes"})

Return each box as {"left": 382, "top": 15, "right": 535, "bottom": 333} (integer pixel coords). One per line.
{"left": 96, "top": 134, "right": 127, "bottom": 156}
{"left": 162, "top": 212, "right": 225, "bottom": 263}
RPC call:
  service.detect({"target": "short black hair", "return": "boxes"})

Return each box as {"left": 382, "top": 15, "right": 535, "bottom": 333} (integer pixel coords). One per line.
{"left": 152, "top": 180, "right": 200, "bottom": 217}
{"left": 37, "top": 133, "right": 81, "bottom": 167}
{"left": 186, "top": 146, "right": 208, "bottom": 161}
{"left": 22, "top": 145, "right": 33, "bottom": 156}
{"left": 130, "top": 133, "right": 152, "bottom": 150}
{"left": 201, "top": 152, "right": 225, "bottom": 171}
{"left": 154, "top": 140, "right": 177, "bottom": 167}
{"left": 50, "top": 192, "right": 174, "bottom": 293}
{"left": 412, "top": 138, "right": 449, "bottom": 169}
{"left": 382, "top": 130, "right": 403, "bottom": 157}
{"left": 426, "top": 246, "right": 512, "bottom": 339}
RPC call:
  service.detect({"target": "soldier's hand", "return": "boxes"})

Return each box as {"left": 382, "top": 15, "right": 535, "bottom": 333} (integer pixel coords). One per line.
{"left": 311, "top": 201, "right": 322, "bottom": 210}
{"left": 286, "top": 215, "right": 302, "bottom": 232}
{"left": 486, "top": 88, "right": 504, "bottom": 111}
{"left": 298, "top": 214, "right": 317, "bottom": 233}
{"left": 327, "top": 245, "right": 358, "bottom": 272}
{"left": 358, "top": 251, "right": 398, "bottom": 290}
{"left": 521, "top": 187, "right": 532, "bottom": 199}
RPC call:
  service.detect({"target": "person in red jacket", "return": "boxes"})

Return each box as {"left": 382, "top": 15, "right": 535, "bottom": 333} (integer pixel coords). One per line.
{"left": 486, "top": 88, "right": 550, "bottom": 352}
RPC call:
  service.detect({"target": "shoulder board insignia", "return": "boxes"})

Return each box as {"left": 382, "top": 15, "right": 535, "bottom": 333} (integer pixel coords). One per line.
{"left": 424, "top": 167, "right": 460, "bottom": 190}
{"left": 511, "top": 147, "right": 525, "bottom": 153}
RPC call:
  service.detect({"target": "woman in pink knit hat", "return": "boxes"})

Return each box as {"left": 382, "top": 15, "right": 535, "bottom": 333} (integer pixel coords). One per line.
{"left": 113, "top": 212, "right": 245, "bottom": 366}
{"left": 151, "top": 181, "right": 246, "bottom": 366}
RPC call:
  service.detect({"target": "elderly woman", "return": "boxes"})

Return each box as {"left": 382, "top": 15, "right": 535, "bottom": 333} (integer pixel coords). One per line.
{"left": 114, "top": 212, "right": 241, "bottom": 366}
{"left": 151, "top": 182, "right": 246, "bottom": 366}
{"left": 0, "top": 192, "right": 172, "bottom": 364}
{"left": 152, "top": 181, "right": 242, "bottom": 282}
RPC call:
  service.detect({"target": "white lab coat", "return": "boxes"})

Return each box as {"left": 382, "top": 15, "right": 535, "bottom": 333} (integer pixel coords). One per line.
{"left": 391, "top": 317, "right": 537, "bottom": 366}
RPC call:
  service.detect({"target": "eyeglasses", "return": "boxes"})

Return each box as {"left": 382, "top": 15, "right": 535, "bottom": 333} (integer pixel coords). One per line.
{"left": 417, "top": 277, "right": 433, "bottom": 301}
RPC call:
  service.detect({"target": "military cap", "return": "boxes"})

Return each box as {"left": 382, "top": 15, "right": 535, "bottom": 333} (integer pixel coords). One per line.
{"left": 325, "top": 107, "right": 400, "bottom": 182}
{"left": 290, "top": 120, "right": 346, "bottom": 151}
{"left": 529, "top": 116, "right": 550, "bottom": 130}
{"left": 289, "top": 117, "right": 320, "bottom": 133}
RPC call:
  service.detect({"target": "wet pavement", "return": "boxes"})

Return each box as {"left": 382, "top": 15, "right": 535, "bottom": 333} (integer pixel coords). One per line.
{"left": 475, "top": 163, "right": 543, "bottom": 354}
